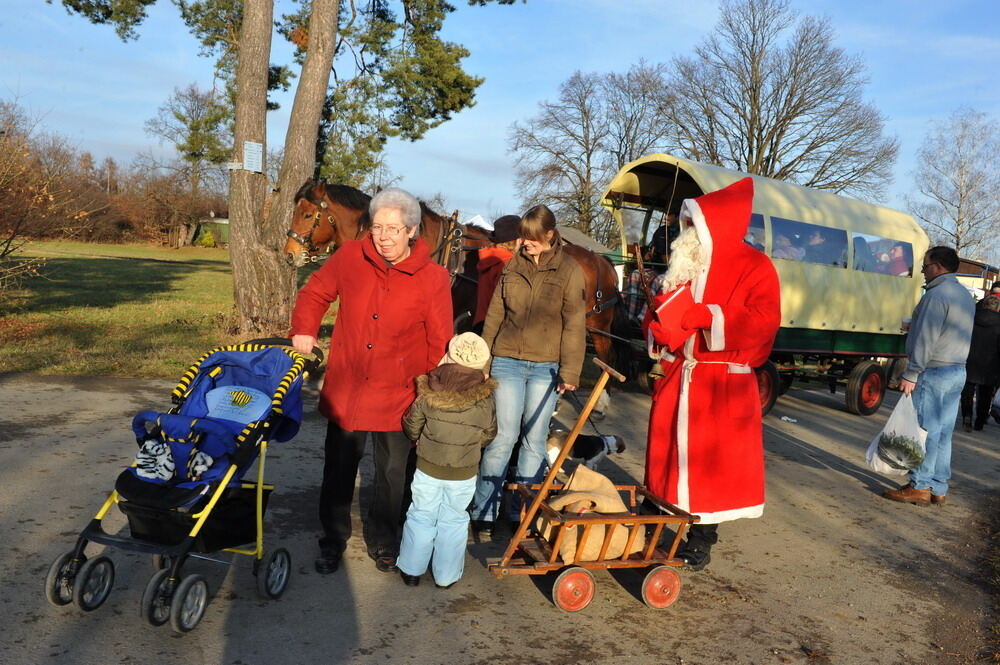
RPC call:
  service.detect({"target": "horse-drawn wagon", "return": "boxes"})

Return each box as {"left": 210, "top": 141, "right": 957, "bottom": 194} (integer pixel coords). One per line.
{"left": 601, "top": 153, "right": 930, "bottom": 416}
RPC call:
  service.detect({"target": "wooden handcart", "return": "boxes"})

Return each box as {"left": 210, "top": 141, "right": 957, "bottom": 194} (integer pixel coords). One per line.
{"left": 488, "top": 358, "right": 700, "bottom": 611}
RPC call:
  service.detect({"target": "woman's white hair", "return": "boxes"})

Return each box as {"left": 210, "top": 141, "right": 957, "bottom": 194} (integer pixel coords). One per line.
{"left": 369, "top": 187, "right": 422, "bottom": 229}
{"left": 660, "top": 225, "right": 708, "bottom": 293}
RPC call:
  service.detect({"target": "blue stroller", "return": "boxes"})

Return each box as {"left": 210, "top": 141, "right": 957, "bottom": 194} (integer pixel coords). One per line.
{"left": 43, "top": 340, "right": 320, "bottom": 633}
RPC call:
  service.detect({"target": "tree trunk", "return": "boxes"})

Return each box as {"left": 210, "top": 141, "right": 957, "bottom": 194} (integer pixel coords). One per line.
{"left": 262, "top": 0, "right": 341, "bottom": 323}
{"left": 229, "top": 0, "right": 341, "bottom": 336}
{"left": 228, "top": 0, "right": 280, "bottom": 335}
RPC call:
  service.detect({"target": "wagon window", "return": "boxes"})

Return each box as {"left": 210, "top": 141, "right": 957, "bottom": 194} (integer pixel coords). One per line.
{"left": 851, "top": 232, "right": 913, "bottom": 277}
{"left": 744, "top": 213, "right": 765, "bottom": 251}
{"left": 770, "top": 218, "right": 847, "bottom": 268}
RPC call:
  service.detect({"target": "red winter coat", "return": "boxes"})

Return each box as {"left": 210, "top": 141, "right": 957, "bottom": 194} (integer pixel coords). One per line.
{"left": 644, "top": 178, "right": 780, "bottom": 524}
{"left": 290, "top": 237, "right": 453, "bottom": 431}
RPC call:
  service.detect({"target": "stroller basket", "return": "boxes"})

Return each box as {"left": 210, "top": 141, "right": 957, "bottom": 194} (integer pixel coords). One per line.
{"left": 119, "top": 486, "right": 272, "bottom": 553}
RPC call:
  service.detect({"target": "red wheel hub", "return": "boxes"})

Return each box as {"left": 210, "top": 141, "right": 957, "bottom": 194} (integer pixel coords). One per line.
{"left": 553, "top": 569, "right": 595, "bottom": 612}
{"left": 642, "top": 566, "right": 682, "bottom": 609}
{"left": 860, "top": 372, "right": 883, "bottom": 409}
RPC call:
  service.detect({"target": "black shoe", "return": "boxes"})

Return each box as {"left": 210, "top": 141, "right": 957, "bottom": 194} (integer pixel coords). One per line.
{"left": 491, "top": 518, "right": 517, "bottom": 542}
{"left": 400, "top": 571, "right": 420, "bottom": 586}
{"left": 470, "top": 520, "right": 493, "bottom": 537}
{"left": 435, "top": 581, "right": 455, "bottom": 589}
{"left": 375, "top": 555, "right": 398, "bottom": 573}
{"left": 314, "top": 550, "right": 342, "bottom": 575}
{"left": 677, "top": 546, "right": 711, "bottom": 571}
{"left": 973, "top": 420, "right": 985, "bottom": 431}
{"left": 962, "top": 417, "right": 973, "bottom": 432}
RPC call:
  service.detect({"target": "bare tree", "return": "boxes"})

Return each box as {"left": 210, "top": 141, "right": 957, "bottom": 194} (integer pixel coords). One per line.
{"left": 907, "top": 108, "right": 1000, "bottom": 260}
{"left": 510, "top": 72, "right": 614, "bottom": 245}
{"left": 664, "top": 0, "right": 898, "bottom": 199}
{"left": 602, "top": 60, "right": 674, "bottom": 172}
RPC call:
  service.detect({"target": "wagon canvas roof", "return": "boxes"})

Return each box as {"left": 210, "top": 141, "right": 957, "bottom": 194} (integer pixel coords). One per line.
{"left": 558, "top": 225, "right": 612, "bottom": 254}
{"left": 601, "top": 153, "right": 925, "bottom": 242}
{"left": 601, "top": 153, "right": 930, "bottom": 341}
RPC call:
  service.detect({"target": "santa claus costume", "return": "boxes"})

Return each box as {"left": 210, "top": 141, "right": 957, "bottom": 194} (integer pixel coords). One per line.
{"left": 643, "top": 177, "right": 780, "bottom": 568}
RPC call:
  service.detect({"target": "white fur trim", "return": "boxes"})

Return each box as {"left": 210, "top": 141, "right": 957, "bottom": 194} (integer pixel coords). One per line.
{"left": 690, "top": 504, "right": 764, "bottom": 525}
{"left": 676, "top": 366, "right": 691, "bottom": 510}
{"left": 680, "top": 199, "right": 712, "bottom": 304}
{"left": 702, "top": 304, "right": 725, "bottom": 351}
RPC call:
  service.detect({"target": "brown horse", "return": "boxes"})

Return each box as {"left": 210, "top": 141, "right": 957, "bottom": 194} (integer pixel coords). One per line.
{"left": 282, "top": 180, "right": 633, "bottom": 387}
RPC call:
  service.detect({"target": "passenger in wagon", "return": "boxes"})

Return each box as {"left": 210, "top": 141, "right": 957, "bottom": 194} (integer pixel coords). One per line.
{"left": 290, "top": 187, "right": 453, "bottom": 575}
{"left": 469, "top": 205, "right": 587, "bottom": 537}
{"left": 885, "top": 242, "right": 913, "bottom": 277}
{"left": 772, "top": 233, "right": 804, "bottom": 260}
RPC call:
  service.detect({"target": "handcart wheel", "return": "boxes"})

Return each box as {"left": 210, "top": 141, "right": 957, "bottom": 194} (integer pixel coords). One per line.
{"left": 170, "top": 574, "right": 208, "bottom": 633}
{"left": 552, "top": 567, "right": 596, "bottom": 612}
{"left": 151, "top": 554, "right": 173, "bottom": 571}
{"left": 140, "top": 569, "right": 172, "bottom": 627}
{"left": 73, "top": 556, "right": 115, "bottom": 612}
{"left": 44, "top": 551, "right": 81, "bottom": 607}
{"left": 256, "top": 548, "right": 291, "bottom": 600}
{"left": 641, "top": 565, "right": 682, "bottom": 609}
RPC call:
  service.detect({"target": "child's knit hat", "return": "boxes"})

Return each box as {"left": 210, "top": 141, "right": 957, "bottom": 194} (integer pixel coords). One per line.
{"left": 438, "top": 332, "right": 491, "bottom": 371}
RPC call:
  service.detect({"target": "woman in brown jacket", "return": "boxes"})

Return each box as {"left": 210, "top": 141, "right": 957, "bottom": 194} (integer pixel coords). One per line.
{"left": 469, "top": 205, "right": 587, "bottom": 532}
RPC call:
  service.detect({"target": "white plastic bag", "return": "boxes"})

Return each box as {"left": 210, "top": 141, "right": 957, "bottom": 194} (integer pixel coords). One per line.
{"left": 865, "top": 395, "right": 927, "bottom": 476}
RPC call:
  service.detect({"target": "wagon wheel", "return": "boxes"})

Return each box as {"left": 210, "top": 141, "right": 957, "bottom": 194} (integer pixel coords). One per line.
{"left": 845, "top": 360, "right": 886, "bottom": 416}
{"left": 641, "top": 565, "right": 682, "bottom": 609}
{"left": 754, "top": 361, "right": 780, "bottom": 416}
{"left": 552, "top": 567, "right": 596, "bottom": 612}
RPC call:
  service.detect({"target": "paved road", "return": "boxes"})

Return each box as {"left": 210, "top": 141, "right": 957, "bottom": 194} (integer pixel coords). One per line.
{"left": 0, "top": 373, "right": 995, "bottom": 665}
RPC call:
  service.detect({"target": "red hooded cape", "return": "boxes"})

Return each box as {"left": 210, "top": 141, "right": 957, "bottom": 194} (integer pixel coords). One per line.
{"left": 643, "top": 178, "right": 780, "bottom": 523}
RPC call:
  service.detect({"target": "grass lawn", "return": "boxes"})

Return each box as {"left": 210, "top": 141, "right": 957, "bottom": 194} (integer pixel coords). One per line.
{"left": 1, "top": 240, "right": 245, "bottom": 377}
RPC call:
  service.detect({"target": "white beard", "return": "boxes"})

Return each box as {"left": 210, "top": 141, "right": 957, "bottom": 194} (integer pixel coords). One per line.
{"left": 660, "top": 226, "right": 708, "bottom": 293}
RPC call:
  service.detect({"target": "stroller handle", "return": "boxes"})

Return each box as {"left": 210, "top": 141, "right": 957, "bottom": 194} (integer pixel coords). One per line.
{"left": 243, "top": 337, "right": 324, "bottom": 370}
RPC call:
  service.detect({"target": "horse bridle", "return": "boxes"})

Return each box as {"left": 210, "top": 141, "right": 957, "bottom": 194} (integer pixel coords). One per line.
{"left": 286, "top": 200, "right": 337, "bottom": 264}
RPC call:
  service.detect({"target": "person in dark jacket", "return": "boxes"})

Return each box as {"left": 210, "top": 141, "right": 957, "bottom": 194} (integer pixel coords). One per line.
{"left": 397, "top": 333, "right": 497, "bottom": 588}
{"left": 961, "top": 295, "right": 1000, "bottom": 431}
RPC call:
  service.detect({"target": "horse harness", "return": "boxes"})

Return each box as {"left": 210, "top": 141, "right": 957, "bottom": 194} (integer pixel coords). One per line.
{"left": 285, "top": 200, "right": 337, "bottom": 264}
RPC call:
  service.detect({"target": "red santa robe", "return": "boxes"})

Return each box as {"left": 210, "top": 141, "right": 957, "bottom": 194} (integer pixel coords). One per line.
{"left": 643, "top": 178, "right": 780, "bottom": 524}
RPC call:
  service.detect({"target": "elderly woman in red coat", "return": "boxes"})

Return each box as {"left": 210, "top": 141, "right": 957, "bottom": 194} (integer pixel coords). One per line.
{"left": 291, "top": 188, "right": 453, "bottom": 575}
{"left": 643, "top": 178, "right": 780, "bottom": 571}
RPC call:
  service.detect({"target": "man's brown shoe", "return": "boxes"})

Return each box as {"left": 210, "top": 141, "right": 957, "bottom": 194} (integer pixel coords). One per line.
{"left": 931, "top": 494, "right": 947, "bottom": 505}
{"left": 882, "top": 484, "right": 931, "bottom": 505}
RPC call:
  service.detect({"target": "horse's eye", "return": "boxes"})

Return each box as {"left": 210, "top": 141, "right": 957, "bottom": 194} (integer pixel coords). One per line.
{"left": 304, "top": 213, "right": 312, "bottom": 219}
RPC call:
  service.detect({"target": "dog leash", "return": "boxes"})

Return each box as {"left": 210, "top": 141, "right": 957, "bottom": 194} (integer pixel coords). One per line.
{"left": 565, "top": 388, "right": 606, "bottom": 437}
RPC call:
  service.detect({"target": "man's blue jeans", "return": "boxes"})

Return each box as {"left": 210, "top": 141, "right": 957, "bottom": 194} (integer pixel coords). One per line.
{"left": 910, "top": 364, "right": 965, "bottom": 496}
{"left": 471, "top": 356, "right": 559, "bottom": 523}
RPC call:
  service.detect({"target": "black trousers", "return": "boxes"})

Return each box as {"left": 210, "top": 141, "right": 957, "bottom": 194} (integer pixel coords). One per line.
{"left": 960, "top": 382, "right": 996, "bottom": 427}
{"left": 318, "top": 421, "right": 413, "bottom": 556}
{"left": 685, "top": 523, "right": 719, "bottom": 552}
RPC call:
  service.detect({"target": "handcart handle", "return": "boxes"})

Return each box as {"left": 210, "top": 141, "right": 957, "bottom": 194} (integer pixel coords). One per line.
{"left": 497, "top": 357, "right": 621, "bottom": 569}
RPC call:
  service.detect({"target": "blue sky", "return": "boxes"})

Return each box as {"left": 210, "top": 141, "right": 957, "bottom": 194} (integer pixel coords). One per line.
{"left": 3, "top": 0, "right": 999, "bottom": 219}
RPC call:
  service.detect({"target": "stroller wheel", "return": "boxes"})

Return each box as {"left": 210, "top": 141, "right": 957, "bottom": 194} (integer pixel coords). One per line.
{"left": 170, "top": 574, "right": 208, "bottom": 633}
{"left": 256, "top": 548, "right": 291, "bottom": 599}
{"left": 44, "top": 551, "right": 82, "bottom": 607}
{"left": 140, "top": 569, "right": 172, "bottom": 627}
{"left": 73, "top": 556, "right": 115, "bottom": 612}
{"left": 641, "top": 565, "right": 682, "bottom": 609}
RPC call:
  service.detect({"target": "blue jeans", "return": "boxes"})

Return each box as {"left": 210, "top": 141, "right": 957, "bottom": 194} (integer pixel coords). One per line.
{"left": 909, "top": 365, "right": 965, "bottom": 496}
{"left": 470, "top": 356, "right": 560, "bottom": 522}
{"left": 398, "top": 469, "right": 476, "bottom": 586}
